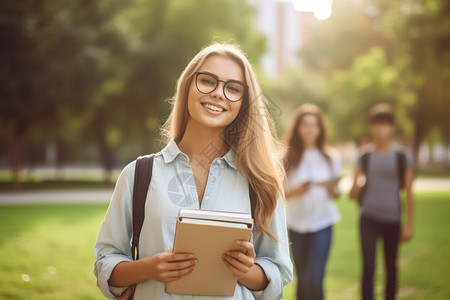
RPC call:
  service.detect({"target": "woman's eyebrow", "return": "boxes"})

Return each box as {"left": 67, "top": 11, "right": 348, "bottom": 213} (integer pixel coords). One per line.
{"left": 199, "top": 70, "right": 245, "bottom": 83}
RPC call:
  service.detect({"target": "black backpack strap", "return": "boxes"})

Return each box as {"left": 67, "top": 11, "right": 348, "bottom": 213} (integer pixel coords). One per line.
{"left": 132, "top": 154, "right": 154, "bottom": 260}
{"left": 248, "top": 182, "right": 257, "bottom": 219}
{"left": 360, "top": 152, "right": 370, "bottom": 177}
{"left": 396, "top": 151, "right": 406, "bottom": 189}
{"left": 358, "top": 152, "right": 370, "bottom": 204}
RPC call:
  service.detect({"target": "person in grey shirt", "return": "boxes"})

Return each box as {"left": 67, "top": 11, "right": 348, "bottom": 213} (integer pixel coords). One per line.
{"left": 358, "top": 147, "right": 413, "bottom": 223}
{"left": 350, "top": 103, "right": 414, "bottom": 300}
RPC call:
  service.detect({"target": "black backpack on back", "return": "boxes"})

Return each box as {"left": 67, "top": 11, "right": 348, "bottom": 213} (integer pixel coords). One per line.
{"left": 358, "top": 150, "right": 406, "bottom": 204}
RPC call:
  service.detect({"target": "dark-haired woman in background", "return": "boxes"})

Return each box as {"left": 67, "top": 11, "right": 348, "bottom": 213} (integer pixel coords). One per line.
{"left": 284, "top": 104, "right": 341, "bottom": 300}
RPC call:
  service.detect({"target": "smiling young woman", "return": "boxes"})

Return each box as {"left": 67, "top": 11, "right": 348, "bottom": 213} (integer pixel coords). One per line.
{"left": 94, "top": 43, "right": 293, "bottom": 300}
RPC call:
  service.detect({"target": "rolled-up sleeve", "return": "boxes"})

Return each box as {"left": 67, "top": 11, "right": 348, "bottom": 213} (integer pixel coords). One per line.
{"left": 253, "top": 196, "right": 293, "bottom": 300}
{"left": 94, "top": 161, "right": 136, "bottom": 298}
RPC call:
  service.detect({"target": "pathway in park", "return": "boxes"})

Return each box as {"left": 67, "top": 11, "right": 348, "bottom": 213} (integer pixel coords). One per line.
{"left": 0, "top": 188, "right": 113, "bottom": 205}
{"left": 0, "top": 177, "right": 449, "bottom": 205}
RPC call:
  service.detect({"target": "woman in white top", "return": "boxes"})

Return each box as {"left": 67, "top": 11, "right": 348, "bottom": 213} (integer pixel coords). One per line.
{"left": 284, "top": 104, "right": 341, "bottom": 300}
{"left": 94, "top": 43, "right": 292, "bottom": 300}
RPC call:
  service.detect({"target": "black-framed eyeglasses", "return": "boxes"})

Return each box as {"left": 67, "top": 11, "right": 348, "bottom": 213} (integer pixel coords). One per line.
{"left": 195, "top": 71, "right": 248, "bottom": 102}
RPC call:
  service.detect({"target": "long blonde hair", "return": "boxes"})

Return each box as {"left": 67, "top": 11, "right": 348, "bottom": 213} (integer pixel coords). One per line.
{"left": 161, "top": 43, "right": 285, "bottom": 240}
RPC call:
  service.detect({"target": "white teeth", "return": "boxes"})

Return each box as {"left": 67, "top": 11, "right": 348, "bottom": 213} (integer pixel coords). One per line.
{"left": 204, "top": 103, "right": 224, "bottom": 112}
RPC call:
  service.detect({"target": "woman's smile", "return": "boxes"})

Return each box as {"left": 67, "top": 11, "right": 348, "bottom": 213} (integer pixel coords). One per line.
{"left": 201, "top": 101, "right": 227, "bottom": 114}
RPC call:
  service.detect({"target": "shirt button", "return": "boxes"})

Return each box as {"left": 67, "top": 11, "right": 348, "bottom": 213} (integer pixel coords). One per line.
{"left": 217, "top": 160, "right": 222, "bottom": 165}
{"left": 204, "top": 196, "right": 210, "bottom": 201}
{"left": 211, "top": 175, "right": 216, "bottom": 180}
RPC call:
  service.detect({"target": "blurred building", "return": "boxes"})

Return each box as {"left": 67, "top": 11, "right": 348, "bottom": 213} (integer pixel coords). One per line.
{"left": 249, "top": 0, "right": 321, "bottom": 78}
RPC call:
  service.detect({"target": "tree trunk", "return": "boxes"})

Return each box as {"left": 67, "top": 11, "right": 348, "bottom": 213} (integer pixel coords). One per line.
{"left": 10, "top": 125, "right": 26, "bottom": 189}
{"left": 444, "top": 134, "right": 450, "bottom": 166}
{"left": 94, "top": 108, "right": 115, "bottom": 184}
{"left": 427, "top": 137, "right": 434, "bottom": 164}
{"left": 412, "top": 92, "right": 430, "bottom": 169}
{"left": 56, "top": 139, "right": 68, "bottom": 180}
{"left": 412, "top": 112, "right": 424, "bottom": 169}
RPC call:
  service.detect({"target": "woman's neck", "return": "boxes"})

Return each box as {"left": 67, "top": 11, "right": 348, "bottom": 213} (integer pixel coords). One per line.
{"left": 303, "top": 142, "right": 317, "bottom": 150}
{"left": 178, "top": 120, "right": 229, "bottom": 163}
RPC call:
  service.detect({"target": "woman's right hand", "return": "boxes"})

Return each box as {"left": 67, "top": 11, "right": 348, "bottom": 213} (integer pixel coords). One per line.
{"left": 141, "top": 249, "right": 198, "bottom": 283}
{"left": 286, "top": 182, "right": 311, "bottom": 198}
{"left": 109, "top": 250, "right": 197, "bottom": 288}
{"left": 349, "top": 166, "right": 363, "bottom": 201}
{"left": 349, "top": 184, "right": 361, "bottom": 200}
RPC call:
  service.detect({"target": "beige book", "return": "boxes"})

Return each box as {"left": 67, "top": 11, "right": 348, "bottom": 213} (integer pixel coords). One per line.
{"left": 314, "top": 176, "right": 342, "bottom": 188}
{"left": 166, "top": 208, "right": 253, "bottom": 296}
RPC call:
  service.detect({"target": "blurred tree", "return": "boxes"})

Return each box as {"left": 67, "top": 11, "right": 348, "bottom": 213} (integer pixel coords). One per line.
{"left": 270, "top": 47, "right": 414, "bottom": 144}
{"left": 380, "top": 0, "right": 450, "bottom": 163}
{"left": 265, "top": 69, "right": 329, "bottom": 138}
{"left": 271, "top": 1, "right": 397, "bottom": 141}
{"left": 298, "top": 0, "right": 389, "bottom": 72}
{"left": 0, "top": 0, "right": 265, "bottom": 184}
{"left": 93, "top": 0, "right": 266, "bottom": 163}
{"left": 0, "top": 1, "right": 118, "bottom": 184}
{"left": 273, "top": 0, "right": 449, "bottom": 165}
{"left": 327, "top": 47, "right": 414, "bottom": 142}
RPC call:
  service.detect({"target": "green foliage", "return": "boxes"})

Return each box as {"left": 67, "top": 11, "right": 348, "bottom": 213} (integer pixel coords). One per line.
{"left": 0, "top": 0, "right": 266, "bottom": 177}
{"left": 0, "top": 0, "right": 131, "bottom": 175}
{"left": 2, "top": 0, "right": 448, "bottom": 172}
{"left": 104, "top": 0, "right": 266, "bottom": 157}
{"left": 328, "top": 46, "right": 415, "bottom": 141}
{"left": 273, "top": 0, "right": 450, "bottom": 155}
{"left": 298, "top": 0, "right": 388, "bottom": 71}
{"left": 0, "top": 0, "right": 125, "bottom": 127}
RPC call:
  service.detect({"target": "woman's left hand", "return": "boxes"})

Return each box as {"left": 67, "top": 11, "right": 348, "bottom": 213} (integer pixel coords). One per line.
{"left": 400, "top": 223, "right": 413, "bottom": 243}
{"left": 222, "top": 240, "right": 256, "bottom": 279}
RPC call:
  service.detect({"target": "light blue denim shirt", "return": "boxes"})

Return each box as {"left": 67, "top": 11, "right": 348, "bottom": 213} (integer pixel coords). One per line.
{"left": 94, "top": 140, "right": 293, "bottom": 300}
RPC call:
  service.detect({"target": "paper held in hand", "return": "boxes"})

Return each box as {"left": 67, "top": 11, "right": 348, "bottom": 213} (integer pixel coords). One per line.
{"left": 166, "top": 208, "right": 254, "bottom": 297}
{"left": 314, "top": 176, "right": 342, "bottom": 188}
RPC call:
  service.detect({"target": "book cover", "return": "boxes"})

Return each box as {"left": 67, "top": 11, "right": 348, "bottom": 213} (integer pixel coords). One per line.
{"left": 314, "top": 176, "right": 342, "bottom": 188}
{"left": 166, "top": 208, "right": 253, "bottom": 296}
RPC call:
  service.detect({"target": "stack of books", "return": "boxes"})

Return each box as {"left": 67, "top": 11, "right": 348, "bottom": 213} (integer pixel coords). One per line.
{"left": 166, "top": 208, "right": 254, "bottom": 297}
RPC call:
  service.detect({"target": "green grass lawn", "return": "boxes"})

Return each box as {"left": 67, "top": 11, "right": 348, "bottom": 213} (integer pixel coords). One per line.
{"left": 0, "top": 191, "right": 449, "bottom": 299}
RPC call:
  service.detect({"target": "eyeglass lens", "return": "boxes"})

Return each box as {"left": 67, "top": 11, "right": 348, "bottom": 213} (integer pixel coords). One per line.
{"left": 196, "top": 72, "right": 245, "bottom": 101}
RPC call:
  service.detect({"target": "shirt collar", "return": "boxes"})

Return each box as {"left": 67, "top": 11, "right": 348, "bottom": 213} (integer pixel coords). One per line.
{"left": 222, "top": 149, "right": 237, "bottom": 170}
{"left": 160, "top": 139, "right": 237, "bottom": 170}
{"left": 161, "top": 139, "right": 185, "bottom": 163}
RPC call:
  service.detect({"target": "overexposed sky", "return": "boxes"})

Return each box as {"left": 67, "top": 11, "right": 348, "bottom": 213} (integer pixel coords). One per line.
{"left": 282, "top": 0, "right": 334, "bottom": 20}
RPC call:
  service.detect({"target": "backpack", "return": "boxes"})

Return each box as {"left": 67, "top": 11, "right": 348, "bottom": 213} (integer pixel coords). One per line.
{"left": 358, "top": 150, "right": 406, "bottom": 204}
{"left": 131, "top": 154, "right": 257, "bottom": 261}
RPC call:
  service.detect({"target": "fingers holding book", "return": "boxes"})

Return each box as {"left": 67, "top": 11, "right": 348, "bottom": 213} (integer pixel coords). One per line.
{"left": 222, "top": 240, "right": 256, "bottom": 279}
{"left": 144, "top": 250, "right": 198, "bottom": 283}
